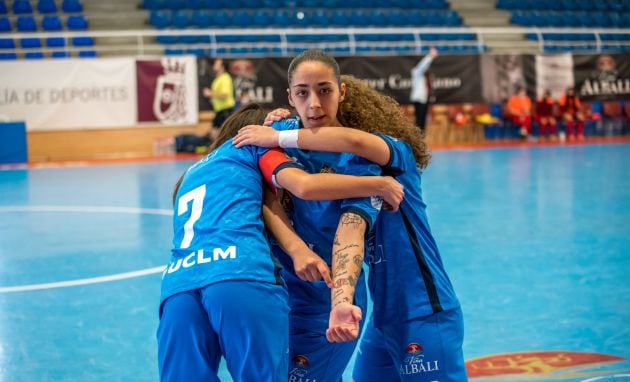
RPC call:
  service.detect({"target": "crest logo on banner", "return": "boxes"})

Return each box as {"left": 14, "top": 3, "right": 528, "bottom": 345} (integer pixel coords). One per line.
{"left": 136, "top": 56, "right": 197, "bottom": 124}
{"left": 153, "top": 58, "right": 188, "bottom": 123}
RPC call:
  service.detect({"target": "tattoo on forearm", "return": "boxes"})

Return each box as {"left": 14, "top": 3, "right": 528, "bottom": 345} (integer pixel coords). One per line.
{"left": 353, "top": 254, "right": 362, "bottom": 267}
{"left": 335, "top": 252, "right": 350, "bottom": 270}
{"left": 332, "top": 276, "right": 357, "bottom": 288}
{"left": 333, "top": 234, "right": 340, "bottom": 246}
{"left": 333, "top": 297, "right": 350, "bottom": 308}
{"left": 341, "top": 213, "right": 365, "bottom": 229}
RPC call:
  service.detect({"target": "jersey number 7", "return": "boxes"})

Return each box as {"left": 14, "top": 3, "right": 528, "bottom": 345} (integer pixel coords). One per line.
{"left": 177, "top": 184, "right": 206, "bottom": 249}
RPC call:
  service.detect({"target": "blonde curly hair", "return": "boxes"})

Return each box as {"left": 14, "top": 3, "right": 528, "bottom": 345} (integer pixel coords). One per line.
{"left": 337, "top": 75, "right": 431, "bottom": 169}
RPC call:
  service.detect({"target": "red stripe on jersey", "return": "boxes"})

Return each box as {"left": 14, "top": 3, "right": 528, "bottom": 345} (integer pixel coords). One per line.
{"left": 258, "top": 148, "right": 293, "bottom": 193}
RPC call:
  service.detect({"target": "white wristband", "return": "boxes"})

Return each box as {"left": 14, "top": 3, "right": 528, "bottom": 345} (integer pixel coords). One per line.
{"left": 278, "top": 130, "right": 299, "bottom": 149}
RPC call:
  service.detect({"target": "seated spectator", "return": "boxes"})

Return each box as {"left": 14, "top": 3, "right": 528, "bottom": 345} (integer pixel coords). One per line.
{"left": 558, "top": 87, "right": 585, "bottom": 141}
{"left": 506, "top": 85, "right": 532, "bottom": 138}
{"left": 535, "top": 90, "right": 557, "bottom": 141}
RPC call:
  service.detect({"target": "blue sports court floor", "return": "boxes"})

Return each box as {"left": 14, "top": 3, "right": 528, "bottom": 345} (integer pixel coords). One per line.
{"left": 1, "top": 142, "right": 629, "bottom": 381}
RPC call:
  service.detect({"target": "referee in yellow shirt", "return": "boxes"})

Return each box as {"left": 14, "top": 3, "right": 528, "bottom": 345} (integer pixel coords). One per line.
{"left": 203, "top": 58, "right": 235, "bottom": 140}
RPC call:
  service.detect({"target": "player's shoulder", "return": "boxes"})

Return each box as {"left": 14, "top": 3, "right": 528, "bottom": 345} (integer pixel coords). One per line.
{"left": 271, "top": 116, "right": 301, "bottom": 131}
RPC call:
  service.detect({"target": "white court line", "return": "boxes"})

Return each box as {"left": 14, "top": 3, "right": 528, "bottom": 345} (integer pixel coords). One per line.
{"left": 0, "top": 205, "right": 173, "bottom": 215}
{"left": 0, "top": 266, "right": 167, "bottom": 293}
{"left": 0, "top": 205, "right": 172, "bottom": 293}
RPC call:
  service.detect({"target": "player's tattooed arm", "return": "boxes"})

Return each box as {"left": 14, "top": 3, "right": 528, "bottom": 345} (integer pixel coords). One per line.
{"left": 327, "top": 212, "right": 367, "bottom": 343}
{"left": 331, "top": 212, "right": 366, "bottom": 308}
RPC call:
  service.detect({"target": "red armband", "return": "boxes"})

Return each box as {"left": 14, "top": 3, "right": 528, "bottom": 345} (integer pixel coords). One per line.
{"left": 258, "top": 148, "right": 296, "bottom": 193}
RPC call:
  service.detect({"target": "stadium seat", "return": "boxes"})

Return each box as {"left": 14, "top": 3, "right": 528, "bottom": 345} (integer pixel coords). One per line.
{"left": 46, "top": 36, "right": 66, "bottom": 47}
{"left": 212, "top": 10, "right": 230, "bottom": 28}
{"left": 0, "top": 52, "right": 17, "bottom": 59}
{"left": 328, "top": 9, "right": 346, "bottom": 26}
{"left": 200, "top": 0, "right": 221, "bottom": 8}
{"left": 51, "top": 50, "right": 70, "bottom": 58}
{"left": 164, "top": 47, "right": 184, "bottom": 55}
{"left": 0, "top": 38, "right": 14, "bottom": 49}
{"left": 38, "top": 0, "right": 58, "bottom": 14}
{"left": 310, "top": 9, "right": 328, "bottom": 27}
{"left": 67, "top": 15, "right": 88, "bottom": 30}
{"left": 272, "top": 9, "right": 291, "bottom": 27}
{"left": 156, "top": 34, "right": 178, "bottom": 44}
{"left": 232, "top": 10, "right": 252, "bottom": 27}
{"left": 72, "top": 36, "right": 94, "bottom": 46}
{"left": 17, "top": 16, "right": 37, "bottom": 32}
{"left": 191, "top": 10, "right": 211, "bottom": 28}
{"left": 163, "top": 0, "right": 185, "bottom": 11}
{"left": 149, "top": 10, "right": 171, "bottom": 29}
{"left": 25, "top": 51, "right": 45, "bottom": 59}
{"left": 185, "top": 0, "right": 202, "bottom": 9}
{"left": 78, "top": 49, "right": 97, "bottom": 57}
{"left": 143, "top": 0, "right": 162, "bottom": 10}
{"left": 185, "top": 47, "right": 205, "bottom": 55}
{"left": 444, "top": 10, "right": 461, "bottom": 26}
{"left": 252, "top": 9, "right": 272, "bottom": 27}
{"left": 349, "top": 10, "right": 368, "bottom": 26}
{"left": 20, "top": 38, "right": 41, "bottom": 48}
{"left": 171, "top": 10, "right": 190, "bottom": 28}
{"left": 0, "top": 16, "right": 10, "bottom": 32}
{"left": 386, "top": 9, "right": 408, "bottom": 27}
{"left": 41, "top": 15, "right": 63, "bottom": 31}
{"left": 12, "top": 0, "right": 33, "bottom": 14}
{"left": 0, "top": 1, "right": 7, "bottom": 15}
{"left": 62, "top": 0, "right": 83, "bottom": 13}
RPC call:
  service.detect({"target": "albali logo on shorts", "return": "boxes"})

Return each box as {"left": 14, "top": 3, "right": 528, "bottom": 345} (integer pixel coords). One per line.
{"left": 465, "top": 351, "right": 628, "bottom": 380}
{"left": 400, "top": 342, "right": 440, "bottom": 376}
{"left": 289, "top": 355, "right": 318, "bottom": 382}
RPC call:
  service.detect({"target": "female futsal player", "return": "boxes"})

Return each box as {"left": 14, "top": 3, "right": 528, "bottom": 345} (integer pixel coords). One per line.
{"left": 234, "top": 70, "right": 468, "bottom": 381}
{"left": 157, "top": 103, "right": 403, "bottom": 382}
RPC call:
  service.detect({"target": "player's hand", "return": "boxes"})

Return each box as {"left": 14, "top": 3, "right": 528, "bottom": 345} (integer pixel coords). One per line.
{"left": 202, "top": 88, "right": 212, "bottom": 98}
{"left": 233, "top": 125, "right": 280, "bottom": 148}
{"left": 379, "top": 176, "right": 404, "bottom": 212}
{"left": 263, "top": 108, "right": 292, "bottom": 126}
{"left": 292, "top": 248, "right": 332, "bottom": 288}
{"left": 326, "top": 303, "right": 362, "bottom": 342}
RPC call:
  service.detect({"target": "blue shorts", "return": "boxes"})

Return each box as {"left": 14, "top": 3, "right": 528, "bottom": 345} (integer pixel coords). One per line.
{"left": 288, "top": 311, "right": 365, "bottom": 382}
{"left": 286, "top": 288, "right": 368, "bottom": 381}
{"left": 157, "top": 280, "right": 289, "bottom": 382}
{"left": 353, "top": 307, "right": 468, "bottom": 382}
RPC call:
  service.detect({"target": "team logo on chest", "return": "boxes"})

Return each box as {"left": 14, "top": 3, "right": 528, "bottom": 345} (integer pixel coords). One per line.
{"left": 319, "top": 164, "right": 336, "bottom": 174}
{"left": 400, "top": 342, "right": 440, "bottom": 376}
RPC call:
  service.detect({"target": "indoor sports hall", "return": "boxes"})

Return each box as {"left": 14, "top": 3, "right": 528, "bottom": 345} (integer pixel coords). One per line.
{"left": 1, "top": 0, "right": 630, "bottom": 381}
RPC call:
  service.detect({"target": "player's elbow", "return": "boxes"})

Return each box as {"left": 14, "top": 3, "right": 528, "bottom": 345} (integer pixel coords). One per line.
{"left": 277, "top": 170, "right": 315, "bottom": 199}
{"left": 289, "top": 176, "right": 318, "bottom": 200}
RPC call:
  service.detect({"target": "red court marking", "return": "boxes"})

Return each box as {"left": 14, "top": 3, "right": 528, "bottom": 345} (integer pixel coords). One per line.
{"left": 466, "top": 351, "right": 625, "bottom": 378}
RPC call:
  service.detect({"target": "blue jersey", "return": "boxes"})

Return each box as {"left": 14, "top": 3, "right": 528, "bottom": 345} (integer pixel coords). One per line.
{"left": 369, "top": 133, "right": 460, "bottom": 327}
{"left": 271, "top": 117, "right": 383, "bottom": 317}
{"left": 160, "top": 140, "right": 298, "bottom": 304}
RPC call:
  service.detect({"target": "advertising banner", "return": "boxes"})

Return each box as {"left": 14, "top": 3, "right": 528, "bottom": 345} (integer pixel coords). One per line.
{"left": 573, "top": 53, "right": 630, "bottom": 101}
{"left": 198, "top": 54, "right": 483, "bottom": 109}
{"left": 0, "top": 58, "right": 137, "bottom": 131}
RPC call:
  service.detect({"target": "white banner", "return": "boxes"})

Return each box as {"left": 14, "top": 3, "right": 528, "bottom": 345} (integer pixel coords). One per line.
{"left": 535, "top": 53, "right": 575, "bottom": 99}
{"left": 0, "top": 58, "right": 137, "bottom": 131}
